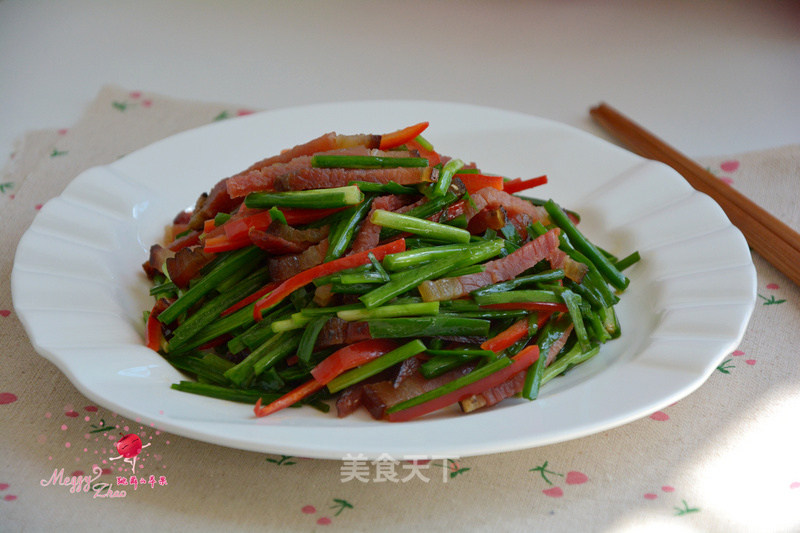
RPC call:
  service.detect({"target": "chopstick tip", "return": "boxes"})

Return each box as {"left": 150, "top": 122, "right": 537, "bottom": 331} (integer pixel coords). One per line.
{"left": 589, "top": 102, "right": 611, "bottom": 116}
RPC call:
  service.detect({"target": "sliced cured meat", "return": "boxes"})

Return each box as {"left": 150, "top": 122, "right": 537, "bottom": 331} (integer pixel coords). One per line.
{"left": 164, "top": 247, "right": 214, "bottom": 289}
{"left": 471, "top": 186, "right": 549, "bottom": 225}
{"left": 236, "top": 132, "right": 339, "bottom": 175}
{"left": 275, "top": 166, "right": 430, "bottom": 192}
{"left": 418, "top": 228, "right": 562, "bottom": 300}
{"left": 335, "top": 385, "right": 366, "bottom": 418}
{"left": 267, "top": 239, "right": 329, "bottom": 282}
{"left": 314, "top": 317, "right": 371, "bottom": 349}
{"left": 249, "top": 229, "right": 308, "bottom": 255}
{"left": 142, "top": 244, "right": 174, "bottom": 279}
{"left": 547, "top": 248, "right": 588, "bottom": 283}
{"left": 460, "top": 370, "right": 526, "bottom": 413}
{"left": 460, "top": 322, "right": 574, "bottom": 413}
{"left": 187, "top": 178, "right": 242, "bottom": 230}
{"left": 360, "top": 363, "right": 477, "bottom": 420}
{"left": 226, "top": 139, "right": 391, "bottom": 197}
{"left": 350, "top": 194, "right": 415, "bottom": 253}
{"left": 392, "top": 355, "right": 423, "bottom": 388}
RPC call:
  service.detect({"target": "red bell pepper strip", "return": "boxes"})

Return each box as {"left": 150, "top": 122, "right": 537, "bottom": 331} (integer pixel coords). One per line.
{"left": 252, "top": 339, "right": 400, "bottom": 418}
{"left": 386, "top": 345, "right": 540, "bottom": 422}
{"left": 253, "top": 379, "right": 324, "bottom": 418}
{"left": 219, "top": 280, "right": 281, "bottom": 317}
{"left": 253, "top": 239, "right": 407, "bottom": 320}
{"left": 145, "top": 305, "right": 163, "bottom": 352}
{"left": 311, "top": 339, "right": 400, "bottom": 385}
{"left": 481, "top": 302, "right": 568, "bottom": 313}
{"left": 206, "top": 207, "right": 341, "bottom": 235}
{"left": 202, "top": 233, "right": 251, "bottom": 254}
{"left": 379, "top": 122, "right": 429, "bottom": 150}
{"left": 455, "top": 173, "right": 505, "bottom": 194}
{"left": 223, "top": 211, "right": 272, "bottom": 241}
{"left": 480, "top": 317, "right": 530, "bottom": 353}
{"left": 196, "top": 335, "right": 231, "bottom": 351}
{"left": 481, "top": 311, "right": 553, "bottom": 353}
{"left": 503, "top": 175, "right": 548, "bottom": 194}
{"left": 202, "top": 211, "right": 272, "bottom": 253}
{"left": 405, "top": 138, "right": 441, "bottom": 167}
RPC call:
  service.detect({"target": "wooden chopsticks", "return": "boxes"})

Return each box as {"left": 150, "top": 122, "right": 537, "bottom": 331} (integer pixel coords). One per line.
{"left": 590, "top": 102, "right": 800, "bottom": 286}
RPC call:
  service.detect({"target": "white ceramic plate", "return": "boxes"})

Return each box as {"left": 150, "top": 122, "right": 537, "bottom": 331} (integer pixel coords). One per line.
{"left": 12, "top": 101, "right": 756, "bottom": 460}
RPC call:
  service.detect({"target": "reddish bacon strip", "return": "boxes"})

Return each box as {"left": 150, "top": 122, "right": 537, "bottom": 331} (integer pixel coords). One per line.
{"left": 472, "top": 186, "right": 549, "bottom": 233}
{"left": 387, "top": 346, "right": 540, "bottom": 422}
{"left": 350, "top": 194, "right": 414, "bottom": 253}
{"left": 360, "top": 363, "right": 478, "bottom": 420}
{"left": 314, "top": 318, "right": 371, "bottom": 349}
{"left": 164, "top": 247, "right": 214, "bottom": 289}
{"left": 268, "top": 240, "right": 330, "bottom": 283}
{"left": 275, "top": 166, "right": 431, "bottom": 192}
{"left": 226, "top": 133, "right": 383, "bottom": 197}
{"left": 142, "top": 244, "right": 173, "bottom": 280}
{"left": 231, "top": 132, "right": 340, "bottom": 189}
{"left": 460, "top": 323, "right": 574, "bottom": 413}
{"left": 187, "top": 179, "right": 242, "bottom": 231}
{"left": 228, "top": 147, "right": 413, "bottom": 197}
{"left": 418, "top": 228, "right": 562, "bottom": 301}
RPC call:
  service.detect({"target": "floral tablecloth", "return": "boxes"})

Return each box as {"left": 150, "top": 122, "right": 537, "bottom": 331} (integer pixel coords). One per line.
{"left": 2, "top": 86, "right": 799, "bottom": 532}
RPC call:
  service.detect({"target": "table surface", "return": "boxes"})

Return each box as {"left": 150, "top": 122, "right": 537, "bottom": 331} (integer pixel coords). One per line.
{"left": 2, "top": 2, "right": 800, "bottom": 532}
{"left": 1, "top": 0, "right": 799, "bottom": 161}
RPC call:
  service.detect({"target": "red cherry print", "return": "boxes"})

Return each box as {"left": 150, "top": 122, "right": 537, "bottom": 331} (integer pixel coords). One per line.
{"left": 565, "top": 471, "right": 588, "bottom": 485}
{"left": 720, "top": 160, "right": 739, "bottom": 173}
{"left": 0, "top": 393, "right": 17, "bottom": 404}
{"left": 116, "top": 433, "right": 143, "bottom": 458}
{"left": 542, "top": 487, "right": 563, "bottom": 498}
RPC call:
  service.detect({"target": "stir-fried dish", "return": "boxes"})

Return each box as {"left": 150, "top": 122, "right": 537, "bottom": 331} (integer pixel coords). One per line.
{"left": 142, "top": 122, "right": 639, "bottom": 422}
